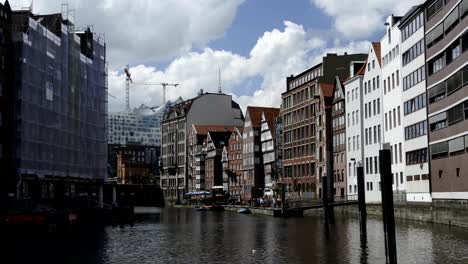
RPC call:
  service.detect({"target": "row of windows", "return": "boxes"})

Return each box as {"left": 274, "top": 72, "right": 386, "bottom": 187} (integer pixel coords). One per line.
{"left": 332, "top": 115, "right": 345, "bottom": 129}
{"left": 347, "top": 135, "right": 360, "bottom": 152}
{"left": 347, "top": 87, "right": 360, "bottom": 102}
{"left": 428, "top": 31, "right": 468, "bottom": 76}
{"left": 402, "top": 39, "right": 424, "bottom": 66}
{"left": 288, "top": 68, "right": 322, "bottom": 90}
{"left": 429, "top": 99, "right": 468, "bottom": 132}
{"left": 403, "top": 65, "right": 425, "bottom": 91}
{"left": 404, "top": 92, "right": 426, "bottom": 115}
{"left": 365, "top": 125, "right": 382, "bottom": 146}
{"left": 364, "top": 76, "right": 380, "bottom": 94}
{"left": 283, "top": 143, "right": 315, "bottom": 160}
{"left": 406, "top": 148, "right": 428, "bottom": 165}
{"left": 382, "top": 45, "right": 400, "bottom": 67}
{"left": 383, "top": 70, "right": 400, "bottom": 94}
{"left": 283, "top": 163, "right": 316, "bottom": 178}
{"left": 364, "top": 99, "right": 381, "bottom": 119}
{"left": 426, "top": 0, "right": 468, "bottom": 48}
{"left": 365, "top": 156, "right": 379, "bottom": 175}
{"left": 385, "top": 107, "right": 402, "bottom": 131}
{"left": 401, "top": 12, "right": 424, "bottom": 42}
{"left": 347, "top": 110, "right": 360, "bottom": 128}
{"left": 431, "top": 134, "right": 468, "bottom": 159}
{"left": 391, "top": 143, "right": 404, "bottom": 165}
{"left": 428, "top": 64, "right": 468, "bottom": 104}
{"left": 405, "top": 120, "right": 428, "bottom": 141}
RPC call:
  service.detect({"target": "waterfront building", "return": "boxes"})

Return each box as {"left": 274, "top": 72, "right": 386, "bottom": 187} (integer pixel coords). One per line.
{"left": 225, "top": 127, "right": 243, "bottom": 200}
{"left": 363, "top": 43, "right": 384, "bottom": 203}
{"left": 425, "top": 0, "right": 468, "bottom": 200}
{"left": 160, "top": 91, "right": 244, "bottom": 201}
{"left": 242, "top": 107, "right": 279, "bottom": 201}
{"left": 331, "top": 76, "right": 347, "bottom": 198}
{"left": 281, "top": 53, "right": 367, "bottom": 200}
{"left": 187, "top": 125, "right": 237, "bottom": 192}
{"left": 381, "top": 15, "right": 406, "bottom": 197}
{"left": 4, "top": 7, "right": 107, "bottom": 199}
{"left": 205, "top": 131, "right": 232, "bottom": 191}
{"left": 274, "top": 116, "right": 283, "bottom": 190}
{"left": 399, "top": 5, "right": 432, "bottom": 202}
{"left": 344, "top": 60, "right": 366, "bottom": 200}
{"left": 260, "top": 111, "right": 281, "bottom": 197}
{"left": 116, "top": 145, "right": 159, "bottom": 184}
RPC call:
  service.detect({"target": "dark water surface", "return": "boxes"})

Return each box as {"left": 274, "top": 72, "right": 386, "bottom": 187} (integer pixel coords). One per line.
{"left": 5, "top": 208, "right": 468, "bottom": 263}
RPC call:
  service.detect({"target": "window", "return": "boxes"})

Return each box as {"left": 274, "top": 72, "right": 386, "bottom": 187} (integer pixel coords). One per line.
{"left": 393, "top": 109, "right": 396, "bottom": 128}
{"left": 429, "top": 53, "right": 446, "bottom": 75}
{"left": 449, "top": 136, "right": 465, "bottom": 155}
{"left": 427, "top": 0, "right": 444, "bottom": 20}
{"left": 426, "top": 23, "right": 443, "bottom": 48}
{"left": 378, "top": 125, "right": 381, "bottom": 143}
{"left": 385, "top": 113, "right": 388, "bottom": 131}
{"left": 399, "top": 143, "right": 402, "bottom": 163}
{"left": 444, "top": 6, "right": 459, "bottom": 35}
{"left": 373, "top": 78, "right": 376, "bottom": 90}
{"left": 429, "top": 112, "right": 447, "bottom": 131}
{"left": 457, "top": 168, "right": 461, "bottom": 177}
{"left": 384, "top": 79, "right": 387, "bottom": 94}
{"left": 392, "top": 73, "right": 395, "bottom": 89}
{"left": 398, "top": 106, "right": 401, "bottom": 126}
{"left": 377, "top": 99, "right": 380, "bottom": 114}
{"left": 404, "top": 93, "right": 426, "bottom": 115}
{"left": 405, "top": 120, "right": 427, "bottom": 140}
{"left": 406, "top": 148, "right": 428, "bottom": 165}
{"left": 365, "top": 128, "right": 368, "bottom": 145}
{"left": 402, "top": 40, "right": 424, "bottom": 66}
{"left": 396, "top": 70, "right": 399, "bottom": 87}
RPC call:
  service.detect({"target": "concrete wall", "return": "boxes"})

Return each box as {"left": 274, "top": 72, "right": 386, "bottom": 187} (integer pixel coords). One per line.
{"left": 316, "top": 201, "right": 468, "bottom": 228}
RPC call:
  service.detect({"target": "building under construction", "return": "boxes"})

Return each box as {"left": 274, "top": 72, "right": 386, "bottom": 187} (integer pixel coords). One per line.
{"left": 0, "top": 2, "right": 107, "bottom": 200}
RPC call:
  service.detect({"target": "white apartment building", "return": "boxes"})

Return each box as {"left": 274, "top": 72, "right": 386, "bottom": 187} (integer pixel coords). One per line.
{"left": 344, "top": 61, "right": 366, "bottom": 200}
{"left": 399, "top": 6, "right": 431, "bottom": 202}
{"left": 381, "top": 15, "right": 406, "bottom": 195}
{"left": 362, "top": 43, "right": 384, "bottom": 203}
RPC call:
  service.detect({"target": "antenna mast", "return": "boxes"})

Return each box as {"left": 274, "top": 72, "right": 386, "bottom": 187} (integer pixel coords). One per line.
{"left": 124, "top": 65, "right": 132, "bottom": 111}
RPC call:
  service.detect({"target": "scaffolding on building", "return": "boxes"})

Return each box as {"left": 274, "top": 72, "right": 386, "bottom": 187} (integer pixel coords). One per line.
{"left": 9, "top": 3, "right": 108, "bottom": 184}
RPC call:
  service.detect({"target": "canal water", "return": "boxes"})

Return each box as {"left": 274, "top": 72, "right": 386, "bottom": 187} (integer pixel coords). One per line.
{"left": 5, "top": 208, "right": 468, "bottom": 263}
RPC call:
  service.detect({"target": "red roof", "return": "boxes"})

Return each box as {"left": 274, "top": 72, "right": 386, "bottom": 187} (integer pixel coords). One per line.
{"left": 372, "top": 42, "right": 382, "bottom": 67}
{"left": 320, "top": 83, "right": 335, "bottom": 98}
{"left": 356, "top": 58, "right": 367, "bottom": 75}
{"left": 246, "top": 107, "right": 280, "bottom": 127}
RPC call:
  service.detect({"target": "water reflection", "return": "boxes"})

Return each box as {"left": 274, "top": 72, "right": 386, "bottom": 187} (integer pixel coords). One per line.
{"left": 4, "top": 208, "right": 468, "bottom": 264}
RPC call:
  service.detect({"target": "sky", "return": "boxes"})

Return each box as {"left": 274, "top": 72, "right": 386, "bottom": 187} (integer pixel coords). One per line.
{"left": 7, "top": 0, "right": 424, "bottom": 113}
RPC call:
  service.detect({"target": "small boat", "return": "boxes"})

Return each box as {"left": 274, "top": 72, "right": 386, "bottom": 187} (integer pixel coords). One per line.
{"left": 237, "top": 208, "right": 251, "bottom": 214}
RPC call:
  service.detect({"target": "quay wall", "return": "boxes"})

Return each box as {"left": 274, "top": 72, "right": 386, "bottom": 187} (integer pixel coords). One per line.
{"left": 304, "top": 200, "right": 468, "bottom": 228}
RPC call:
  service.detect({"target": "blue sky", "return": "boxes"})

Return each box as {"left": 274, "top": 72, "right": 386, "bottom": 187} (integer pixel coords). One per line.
{"left": 10, "top": 0, "right": 422, "bottom": 111}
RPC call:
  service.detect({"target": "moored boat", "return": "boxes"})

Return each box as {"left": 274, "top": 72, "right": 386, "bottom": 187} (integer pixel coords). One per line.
{"left": 237, "top": 208, "right": 251, "bottom": 214}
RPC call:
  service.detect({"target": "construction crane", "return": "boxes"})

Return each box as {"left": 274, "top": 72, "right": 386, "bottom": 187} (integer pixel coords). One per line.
{"left": 124, "top": 65, "right": 178, "bottom": 110}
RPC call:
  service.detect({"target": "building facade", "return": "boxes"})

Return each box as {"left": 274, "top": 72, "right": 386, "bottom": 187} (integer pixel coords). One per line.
{"left": 344, "top": 60, "right": 366, "bottom": 200}
{"left": 161, "top": 92, "right": 244, "bottom": 201}
{"left": 261, "top": 111, "right": 279, "bottom": 196}
{"left": 281, "top": 53, "right": 367, "bottom": 200}
{"left": 381, "top": 15, "right": 406, "bottom": 196}
{"left": 205, "top": 131, "right": 232, "bottom": 190}
{"left": 116, "top": 145, "right": 159, "bottom": 185}
{"left": 363, "top": 43, "right": 384, "bottom": 202}
{"left": 242, "top": 107, "right": 279, "bottom": 201}
{"left": 425, "top": 0, "right": 468, "bottom": 200}
{"left": 7, "top": 8, "right": 107, "bottom": 199}
{"left": 399, "top": 6, "right": 432, "bottom": 202}
{"left": 331, "top": 76, "right": 347, "bottom": 198}
{"left": 225, "top": 128, "right": 243, "bottom": 200}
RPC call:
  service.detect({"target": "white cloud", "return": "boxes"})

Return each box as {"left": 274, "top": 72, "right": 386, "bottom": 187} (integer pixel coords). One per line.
{"left": 8, "top": 0, "right": 244, "bottom": 66}
{"left": 312, "top": 0, "right": 424, "bottom": 39}
{"left": 107, "top": 21, "right": 370, "bottom": 113}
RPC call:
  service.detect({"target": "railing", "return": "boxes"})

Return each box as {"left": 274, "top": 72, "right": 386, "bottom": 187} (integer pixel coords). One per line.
{"left": 286, "top": 194, "right": 359, "bottom": 209}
